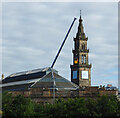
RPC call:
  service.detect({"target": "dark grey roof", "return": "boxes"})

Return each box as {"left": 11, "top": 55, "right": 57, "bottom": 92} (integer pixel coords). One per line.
{"left": 3, "top": 83, "right": 33, "bottom": 91}
{"left": 7, "top": 67, "right": 58, "bottom": 78}
{"left": 2, "top": 67, "right": 58, "bottom": 84}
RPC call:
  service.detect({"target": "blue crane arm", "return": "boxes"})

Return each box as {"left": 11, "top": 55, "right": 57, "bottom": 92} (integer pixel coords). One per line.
{"left": 51, "top": 17, "right": 77, "bottom": 68}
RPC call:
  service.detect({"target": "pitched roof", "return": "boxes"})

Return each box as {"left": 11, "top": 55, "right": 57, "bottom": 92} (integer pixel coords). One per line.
{"left": 2, "top": 67, "right": 79, "bottom": 91}
{"left": 31, "top": 71, "right": 79, "bottom": 90}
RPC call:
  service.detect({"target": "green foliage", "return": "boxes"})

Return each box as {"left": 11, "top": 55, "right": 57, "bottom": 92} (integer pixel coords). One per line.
{"left": 2, "top": 92, "right": 13, "bottom": 117}
{"left": 34, "top": 103, "right": 46, "bottom": 118}
{"left": 2, "top": 92, "right": 35, "bottom": 118}
{"left": 2, "top": 92, "right": 120, "bottom": 118}
{"left": 64, "top": 98, "right": 89, "bottom": 118}
{"left": 97, "top": 95, "right": 119, "bottom": 117}
{"left": 11, "top": 95, "right": 35, "bottom": 118}
{"left": 86, "top": 98, "right": 101, "bottom": 117}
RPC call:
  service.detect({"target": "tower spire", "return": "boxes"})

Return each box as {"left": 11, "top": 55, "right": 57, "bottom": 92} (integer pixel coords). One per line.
{"left": 80, "top": 10, "right": 81, "bottom": 19}
{"left": 79, "top": 10, "right": 82, "bottom": 22}
{"left": 76, "top": 10, "right": 84, "bottom": 38}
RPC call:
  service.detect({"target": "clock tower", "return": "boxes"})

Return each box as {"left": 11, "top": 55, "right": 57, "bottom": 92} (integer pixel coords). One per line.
{"left": 70, "top": 13, "right": 92, "bottom": 87}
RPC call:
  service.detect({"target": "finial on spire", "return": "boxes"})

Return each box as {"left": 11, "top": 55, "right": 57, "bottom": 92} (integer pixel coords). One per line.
{"left": 80, "top": 10, "right": 82, "bottom": 20}
{"left": 79, "top": 10, "right": 82, "bottom": 22}
{"left": 80, "top": 10, "right": 81, "bottom": 16}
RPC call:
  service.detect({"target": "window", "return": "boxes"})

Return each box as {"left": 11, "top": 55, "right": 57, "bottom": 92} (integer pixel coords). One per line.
{"left": 82, "top": 54, "right": 86, "bottom": 64}
{"left": 84, "top": 55, "right": 86, "bottom": 64}
{"left": 82, "top": 54, "right": 84, "bottom": 64}
{"left": 82, "top": 43, "right": 85, "bottom": 50}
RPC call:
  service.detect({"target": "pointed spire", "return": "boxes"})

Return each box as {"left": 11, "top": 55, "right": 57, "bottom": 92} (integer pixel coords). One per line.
{"left": 76, "top": 10, "right": 85, "bottom": 39}
{"left": 79, "top": 10, "right": 82, "bottom": 22}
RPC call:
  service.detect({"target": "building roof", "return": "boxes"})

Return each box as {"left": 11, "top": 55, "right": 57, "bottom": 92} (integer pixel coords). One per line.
{"left": 2, "top": 67, "right": 58, "bottom": 84}
{"left": 2, "top": 67, "right": 79, "bottom": 91}
{"left": 30, "top": 72, "right": 79, "bottom": 90}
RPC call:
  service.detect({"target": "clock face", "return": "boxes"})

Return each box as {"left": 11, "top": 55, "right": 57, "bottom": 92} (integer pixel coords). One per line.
{"left": 74, "top": 58, "right": 78, "bottom": 64}
{"left": 82, "top": 71, "right": 88, "bottom": 79}
{"left": 73, "top": 71, "right": 77, "bottom": 79}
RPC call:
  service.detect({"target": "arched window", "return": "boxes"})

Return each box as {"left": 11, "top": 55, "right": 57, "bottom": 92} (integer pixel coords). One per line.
{"left": 82, "top": 44, "right": 85, "bottom": 50}
{"left": 84, "top": 55, "right": 86, "bottom": 64}
{"left": 82, "top": 54, "right": 84, "bottom": 64}
{"left": 81, "top": 54, "right": 86, "bottom": 64}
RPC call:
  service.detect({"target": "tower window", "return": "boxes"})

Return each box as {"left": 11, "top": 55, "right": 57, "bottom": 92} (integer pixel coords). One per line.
{"left": 84, "top": 55, "right": 86, "bottom": 64}
{"left": 82, "top": 54, "right": 84, "bottom": 64}
{"left": 82, "top": 54, "right": 86, "bottom": 64}
{"left": 82, "top": 44, "right": 85, "bottom": 50}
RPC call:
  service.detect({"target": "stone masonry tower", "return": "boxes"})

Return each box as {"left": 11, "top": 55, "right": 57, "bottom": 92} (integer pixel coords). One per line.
{"left": 70, "top": 13, "right": 92, "bottom": 87}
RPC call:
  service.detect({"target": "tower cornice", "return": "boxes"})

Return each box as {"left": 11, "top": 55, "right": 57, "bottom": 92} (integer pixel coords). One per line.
{"left": 70, "top": 64, "right": 92, "bottom": 69}
{"left": 74, "top": 37, "right": 88, "bottom": 41}
{"left": 72, "top": 49, "right": 89, "bottom": 53}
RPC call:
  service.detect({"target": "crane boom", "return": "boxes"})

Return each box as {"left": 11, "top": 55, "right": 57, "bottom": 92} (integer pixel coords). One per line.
{"left": 51, "top": 17, "right": 77, "bottom": 68}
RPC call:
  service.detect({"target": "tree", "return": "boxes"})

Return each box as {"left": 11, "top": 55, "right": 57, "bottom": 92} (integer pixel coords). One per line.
{"left": 2, "top": 92, "right": 120, "bottom": 118}
{"left": 97, "top": 95, "right": 119, "bottom": 117}
{"left": 2, "top": 92, "right": 35, "bottom": 118}
{"left": 2, "top": 92, "right": 13, "bottom": 117}
{"left": 86, "top": 98, "right": 101, "bottom": 117}
{"left": 34, "top": 103, "right": 46, "bottom": 118}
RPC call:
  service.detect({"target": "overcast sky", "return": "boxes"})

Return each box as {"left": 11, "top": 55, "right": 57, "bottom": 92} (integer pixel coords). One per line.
{"left": 2, "top": 2, "right": 118, "bottom": 87}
